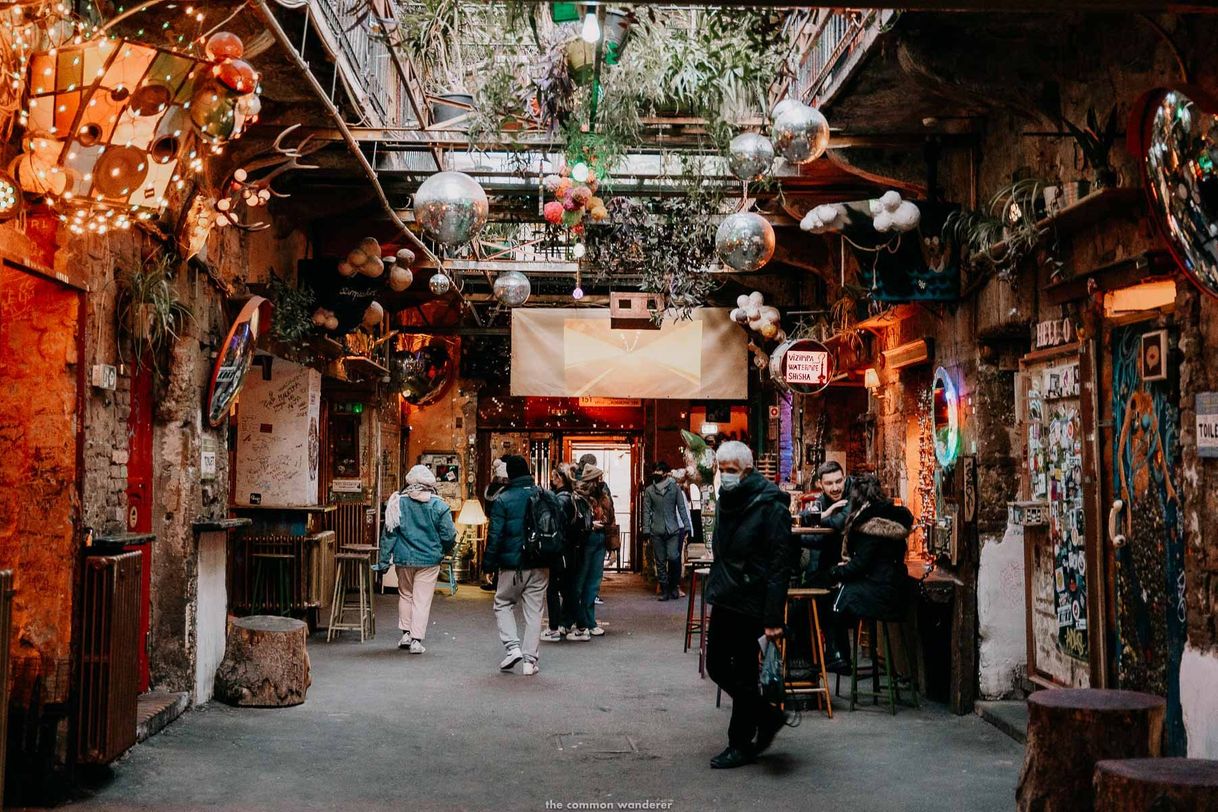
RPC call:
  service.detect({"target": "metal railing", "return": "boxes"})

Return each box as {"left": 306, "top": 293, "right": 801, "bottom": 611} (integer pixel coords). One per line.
{"left": 308, "top": 1, "right": 418, "bottom": 128}
{"left": 772, "top": 9, "right": 894, "bottom": 109}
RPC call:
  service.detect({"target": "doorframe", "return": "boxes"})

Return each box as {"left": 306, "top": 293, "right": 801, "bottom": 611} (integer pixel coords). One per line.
{"left": 563, "top": 434, "right": 641, "bottom": 572}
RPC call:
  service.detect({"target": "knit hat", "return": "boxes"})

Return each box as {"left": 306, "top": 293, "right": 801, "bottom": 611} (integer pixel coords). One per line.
{"left": 491, "top": 458, "right": 508, "bottom": 481}
{"left": 405, "top": 464, "right": 438, "bottom": 488}
{"left": 580, "top": 465, "right": 604, "bottom": 482}
{"left": 504, "top": 454, "right": 531, "bottom": 479}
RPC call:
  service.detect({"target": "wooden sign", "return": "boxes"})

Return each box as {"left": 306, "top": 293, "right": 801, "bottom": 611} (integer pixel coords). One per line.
{"left": 1035, "top": 317, "right": 1075, "bottom": 350}
{"left": 962, "top": 455, "right": 977, "bottom": 524}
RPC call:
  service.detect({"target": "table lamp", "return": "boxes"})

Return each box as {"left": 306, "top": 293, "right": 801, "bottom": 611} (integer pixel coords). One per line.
{"left": 456, "top": 498, "right": 487, "bottom": 526}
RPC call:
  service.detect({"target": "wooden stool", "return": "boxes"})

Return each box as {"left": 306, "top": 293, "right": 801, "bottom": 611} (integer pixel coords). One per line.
{"left": 684, "top": 566, "right": 710, "bottom": 653}
{"left": 1017, "top": 689, "right": 1165, "bottom": 810}
{"left": 1094, "top": 758, "right": 1218, "bottom": 810}
{"left": 215, "top": 615, "right": 310, "bottom": 707}
{"left": 327, "top": 552, "right": 375, "bottom": 641}
{"left": 781, "top": 588, "right": 833, "bottom": 718}
{"left": 250, "top": 552, "right": 293, "bottom": 616}
{"left": 341, "top": 544, "right": 379, "bottom": 637}
{"left": 849, "top": 617, "right": 920, "bottom": 714}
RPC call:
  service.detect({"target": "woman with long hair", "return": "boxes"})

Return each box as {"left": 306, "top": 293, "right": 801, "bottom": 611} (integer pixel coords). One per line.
{"left": 541, "top": 463, "right": 580, "bottom": 642}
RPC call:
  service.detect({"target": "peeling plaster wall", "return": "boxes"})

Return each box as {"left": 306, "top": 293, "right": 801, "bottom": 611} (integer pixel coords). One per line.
{"left": 1180, "top": 644, "right": 1218, "bottom": 759}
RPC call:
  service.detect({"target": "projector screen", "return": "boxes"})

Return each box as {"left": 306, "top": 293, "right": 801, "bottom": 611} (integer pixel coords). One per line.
{"left": 510, "top": 308, "right": 747, "bottom": 400}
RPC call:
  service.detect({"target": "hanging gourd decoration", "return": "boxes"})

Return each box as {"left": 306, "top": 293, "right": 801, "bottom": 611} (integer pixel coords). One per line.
{"left": 770, "top": 100, "right": 830, "bottom": 165}
{"left": 362, "top": 301, "right": 385, "bottom": 329}
{"left": 413, "top": 171, "right": 488, "bottom": 245}
{"left": 388, "top": 264, "right": 414, "bottom": 292}
{"left": 190, "top": 82, "right": 237, "bottom": 142}
{"left": 356, "top": 238, "right": 384, "bottom": 277}
{"left": 395, "top": 248, "right": 416, "bottom": 267}
{"left": 715, "top": 212, "right": 775, "bottom": 272}
{"left": 213, "top": 59, "right": 258, "bottom": 94}
{"left": 492, "top": 271, "right": 531, "bottom": 307}
{"left": 429, "top": 273, "right": 453, "bottom": 295}
{"left": 727, "top": 133, "right": 775, "bottom": 181}
{"left": 205, "top": 31, "right": 245, "bottom": 60}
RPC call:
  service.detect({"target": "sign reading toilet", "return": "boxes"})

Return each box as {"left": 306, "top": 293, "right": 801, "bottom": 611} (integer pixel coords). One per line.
{"left": 1198, "top": 392, "right": 1218, "bottom": 459}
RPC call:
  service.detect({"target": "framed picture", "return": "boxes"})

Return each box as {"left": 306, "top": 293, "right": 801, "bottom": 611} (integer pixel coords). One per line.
{"left": 1140, "top": 330, "right": 1168, "bottom": 382}
{"left": 419, "top": 451, "right": 462, "bottom": 498}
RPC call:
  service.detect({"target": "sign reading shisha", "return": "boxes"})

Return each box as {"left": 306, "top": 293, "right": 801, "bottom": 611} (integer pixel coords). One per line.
{"left": 770, "top": 338, "right": 834, "bottom": 395}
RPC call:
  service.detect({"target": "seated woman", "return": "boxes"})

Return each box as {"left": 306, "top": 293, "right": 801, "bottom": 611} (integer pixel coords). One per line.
{"left": 817, "top": 474, "right": 914, "bottom": 624}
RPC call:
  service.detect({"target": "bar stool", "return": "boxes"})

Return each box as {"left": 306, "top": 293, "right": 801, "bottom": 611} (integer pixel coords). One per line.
{"left": 781, "top": 588, "right": 833, "bottom": 718}
{"left": 683, "top": 564, "right": 711, "bottom": 653}
{"left": 251, "top": 552, "right": 293, "bottom": 616}
{"left": 849, "top": 617, "right": 920, "bottom": 714}
{"left": 342, "top": 544, "right": 379, "bottom": 637}
{"left": 327, "top": 551, "right": 375, "bottom": 641}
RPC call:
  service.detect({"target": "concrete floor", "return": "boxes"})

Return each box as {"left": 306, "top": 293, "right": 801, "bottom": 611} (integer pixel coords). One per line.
{"left": 77, "top": 574, "right": 1023, "bottom": 811}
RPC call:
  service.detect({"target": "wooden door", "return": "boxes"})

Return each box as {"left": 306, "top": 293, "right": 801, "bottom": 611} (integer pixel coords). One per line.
{"left": 125, "top": 364, "right": 153, "bottom": 691}
{"left": 1103, "top": 319, "right": 1186, "bottom": 755}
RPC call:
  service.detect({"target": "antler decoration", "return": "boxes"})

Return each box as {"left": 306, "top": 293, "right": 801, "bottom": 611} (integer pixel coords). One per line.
{"left": 214, "top": 124, "right": 322, "bottom": 232}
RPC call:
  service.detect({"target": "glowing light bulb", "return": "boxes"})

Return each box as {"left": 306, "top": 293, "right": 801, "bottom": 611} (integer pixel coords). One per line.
{"left": 572, "top": 242, "right": 586, "bottom": 259}
{"left": 572, "top": 162, "right": 590, "bottom": 183}
{"left": 572, "top": 286, "right": 585, "bottom": 300}
{"left": 581, "top": 11, "right": 600, "bottom": 43}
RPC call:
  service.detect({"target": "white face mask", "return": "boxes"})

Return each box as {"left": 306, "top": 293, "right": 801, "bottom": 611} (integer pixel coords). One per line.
{"left": 719, "top": 472, "right": 742, "bottom": 490}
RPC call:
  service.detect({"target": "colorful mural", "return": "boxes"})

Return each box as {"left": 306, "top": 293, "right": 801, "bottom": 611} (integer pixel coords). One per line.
{"left": 1111, "top": 324, "right": 1186, "bottom": 755}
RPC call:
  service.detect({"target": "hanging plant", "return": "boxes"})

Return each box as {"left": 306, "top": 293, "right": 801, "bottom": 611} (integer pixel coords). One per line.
{"left": 116, "top": 252, "right": 194, "bottom": 381}
{"left": 268, "top": 275, "right": 315, "bottom": 347}
{"left": 942, "top": 178, "right": 1055, "bottom": 283}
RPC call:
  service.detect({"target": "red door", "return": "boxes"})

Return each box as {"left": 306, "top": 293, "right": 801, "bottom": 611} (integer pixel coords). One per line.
{"left": 126, "top": 364, "right": 154, "bottom": 692}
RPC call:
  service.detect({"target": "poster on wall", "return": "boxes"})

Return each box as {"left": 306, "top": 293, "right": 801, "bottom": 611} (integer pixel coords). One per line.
{"left": 1026, "top": 361, "right": 1088, "bottom": 663}
{"left": 419, "top": 451, "right": 461, "bottom": 502}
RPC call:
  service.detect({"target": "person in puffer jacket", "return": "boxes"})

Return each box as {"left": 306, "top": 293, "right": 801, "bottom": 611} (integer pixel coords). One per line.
{"left": 374, "top": 465, "right": 457, "bottom": 654}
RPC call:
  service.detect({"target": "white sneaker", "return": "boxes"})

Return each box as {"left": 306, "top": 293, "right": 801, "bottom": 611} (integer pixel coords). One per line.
{"left": 589, "top": 626, "right": 605, "bottom": 637}
{"left": 499, "top": 648, "right": 523, "bottom": 670}
{"left": 541, "top": 629, "right": 564, "bottom": 642}
{"left": 567, "top": 628, "right": 591, "bottom": 642}
{"left": 408, "top": 639, "right": 426, "bottom": 654}
{"left": 522, "top": 661, "right": 539, "bottom": 676}
{"left": 398, "top": 632, "right": 412, "bottom": 649}
{"left": 557, "top": 626, "right": 568, "bottom": 635}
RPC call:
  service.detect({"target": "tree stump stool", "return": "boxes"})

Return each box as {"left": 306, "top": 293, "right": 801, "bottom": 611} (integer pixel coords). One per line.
{"left": 1095, "top": 758, "right": 1218, "bottom": 810}
{"left": 214, "top": 615, "right": 311, "bottom": 707}
{"left": 1017, "top": 689, "right": 1165, "bottom": 811}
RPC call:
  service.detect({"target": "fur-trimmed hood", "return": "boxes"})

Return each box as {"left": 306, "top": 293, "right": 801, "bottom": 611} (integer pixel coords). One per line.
{"left": 856, "top": 516, "right": 912, "bottom": 539}
{"left": 847, "top": 500, "right": 915, "bottom": 540}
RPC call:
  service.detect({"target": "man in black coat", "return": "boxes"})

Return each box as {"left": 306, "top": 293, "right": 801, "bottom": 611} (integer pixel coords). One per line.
{"left": 703, "top": 441, "right": 793, "bottom": 769}
{"left": 798, "top": 461, "right": 853, "bottom": 671}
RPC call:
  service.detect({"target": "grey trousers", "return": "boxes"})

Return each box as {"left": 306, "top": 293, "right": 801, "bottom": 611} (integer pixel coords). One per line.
{"left": 494, "top": 568, "right": 549, "bottom": 663}
{"left": 651, "top": 533, "right": 681, "bottom": 591}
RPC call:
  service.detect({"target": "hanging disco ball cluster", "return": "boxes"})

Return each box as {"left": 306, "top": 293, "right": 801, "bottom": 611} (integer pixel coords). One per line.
{"left": 12, "top": 17, "right": 263, "bottom": 235}
{"left": 412, "top": 170, "right": 490, "bottom": 298}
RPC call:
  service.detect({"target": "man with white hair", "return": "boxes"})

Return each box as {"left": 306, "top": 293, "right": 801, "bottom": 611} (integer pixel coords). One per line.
{"left": 374, "top": 464, "right": 458, "bottom": 654}
{"left": 703, "top": 441, "right": 793, "bottom": 769}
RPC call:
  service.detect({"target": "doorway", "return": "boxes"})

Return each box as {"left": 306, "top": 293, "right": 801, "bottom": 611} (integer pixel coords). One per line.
{"left": 565, "top": 437, "right": 638, "bottom": 571}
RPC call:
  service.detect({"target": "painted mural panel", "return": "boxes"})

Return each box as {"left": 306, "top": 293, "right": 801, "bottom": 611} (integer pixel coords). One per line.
{"left": 1112, "top": 324, "right": 1186, "bottom": 754}
{"left": 235, "top": 355, "right": 321, "bottom": 507}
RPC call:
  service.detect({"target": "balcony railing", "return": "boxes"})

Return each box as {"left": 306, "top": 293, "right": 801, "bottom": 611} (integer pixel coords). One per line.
{"left": 305, "top": 0, "right": 421, "bottom": 128}
{"left": 771, "top": 8, "right": 896, "bottom": 110}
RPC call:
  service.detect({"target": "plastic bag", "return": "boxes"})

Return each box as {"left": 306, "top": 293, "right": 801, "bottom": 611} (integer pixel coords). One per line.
{"left": 759, "top": 639, "right": 784, "bottom": 704}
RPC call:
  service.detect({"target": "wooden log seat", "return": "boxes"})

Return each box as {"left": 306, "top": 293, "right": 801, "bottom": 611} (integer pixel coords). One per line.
{"left": 1017, "top": 688, "right": 1166, "bottom": 811}
{"left": 1094, "top": 758, "right": 1218, "bottom": 811}
{"left": 214, "top": 615, "right": 311, "bottom": 707}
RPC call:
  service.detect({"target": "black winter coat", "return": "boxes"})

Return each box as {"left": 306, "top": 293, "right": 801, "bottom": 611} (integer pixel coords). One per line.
{"left": 704, "top": 472, "right": 793, "bottom": 628}
{"left": 829, "top": 501, "right": 914, "bottom": 622}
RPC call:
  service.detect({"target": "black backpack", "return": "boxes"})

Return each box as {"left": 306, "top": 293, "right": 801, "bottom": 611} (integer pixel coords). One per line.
{"left": 521, "top": 488, "right": 566, "bottom": 566}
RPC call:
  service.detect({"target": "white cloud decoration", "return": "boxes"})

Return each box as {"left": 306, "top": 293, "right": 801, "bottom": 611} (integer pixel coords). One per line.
{"left": 799, "top": 203, "right": 849, "bottom": 234}
{"left": 869, "top": 190, "right": 921, "bottom": 233}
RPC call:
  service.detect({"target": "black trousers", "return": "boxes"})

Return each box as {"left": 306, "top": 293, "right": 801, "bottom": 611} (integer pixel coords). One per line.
{"left": 546, "top": 555, "right": 574, "bottom": 631}
{"left": 706, "top": 605, "right": 779, "bottom": 749}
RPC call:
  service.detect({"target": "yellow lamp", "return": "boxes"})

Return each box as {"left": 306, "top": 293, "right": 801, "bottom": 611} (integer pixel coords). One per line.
{"left": 456, "top": 498, "right": 487, "bottom": 526}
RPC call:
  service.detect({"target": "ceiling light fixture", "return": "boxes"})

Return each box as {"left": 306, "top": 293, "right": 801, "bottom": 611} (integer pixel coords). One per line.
{"left": 581, "top": 10, "right": 600, "bottom": 44}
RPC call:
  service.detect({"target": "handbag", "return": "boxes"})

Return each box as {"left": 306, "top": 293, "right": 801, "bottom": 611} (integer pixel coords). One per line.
{"left": 603, "top": 527, "right": 622, "bottom": 552}
{"left": 759, "top": 639, "right": 784, "bottom": 704}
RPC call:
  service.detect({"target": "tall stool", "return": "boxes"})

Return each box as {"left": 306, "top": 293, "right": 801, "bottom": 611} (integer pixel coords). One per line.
{"left": 849, "top": 617, "right": 920, "bottom": 713}
{"left": 342, "top": 544, "right": 379, "bottom": 637}
{"left": 251, "top": 552, "right": 293, "bottom": 616}
{"left": 327, "top": 551, "right": 375, "bottom": 641}
{"left": 683, "top": 566, "right": 711, "bottom": 653}
{"left": 781, "top": 588, "right": 833, "bottom": 718}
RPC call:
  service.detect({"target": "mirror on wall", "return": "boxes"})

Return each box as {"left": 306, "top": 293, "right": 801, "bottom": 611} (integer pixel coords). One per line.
{"left": 1137, "top": 88, "right": 1218, "bottom": 298}
{"left": 932, "top": 366, "right": 960, "bottom": 468}
{"left": 206, "top": 297, "right": 272, "bottom": 427}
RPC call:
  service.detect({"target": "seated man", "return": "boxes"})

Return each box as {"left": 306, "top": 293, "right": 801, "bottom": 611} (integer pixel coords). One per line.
{"left": 798, "top": 461, "right": 852, "bottom": 672}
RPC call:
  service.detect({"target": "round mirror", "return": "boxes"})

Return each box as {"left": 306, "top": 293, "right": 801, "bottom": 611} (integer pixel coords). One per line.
{"left": 932, "top": 366, "right": 960, "bottom": 467}
{"left": 206, "top": 296, "right": 272, "bottom": 427}
{"left": 1137, "top": 88, "right": 1218, "bottom": 297}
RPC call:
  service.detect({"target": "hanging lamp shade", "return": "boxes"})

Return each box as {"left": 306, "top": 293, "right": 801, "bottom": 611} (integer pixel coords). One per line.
{"left": 457, "top": 499, "right": 487, "bottom": 526}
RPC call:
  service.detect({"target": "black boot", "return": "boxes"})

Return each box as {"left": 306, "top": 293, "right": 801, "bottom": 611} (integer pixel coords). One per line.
{"left": 710, "top": 745, "right": 755, "bottom": 769}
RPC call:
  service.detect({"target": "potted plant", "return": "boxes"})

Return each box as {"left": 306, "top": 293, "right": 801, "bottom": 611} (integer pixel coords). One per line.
{"left": 1062, "top": 105, "right": 1120, "bottom": 189}
{"left": 398, "top": 0, "right": 484, "bottom": 125}
{"left": 116, "top": 253, "right": 194, "bottom": 379}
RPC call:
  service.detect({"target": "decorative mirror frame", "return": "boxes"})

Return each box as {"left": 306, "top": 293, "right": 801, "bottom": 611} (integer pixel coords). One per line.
{"left": 932, "top": 365, "right": 960, "bottom": 468}
{"left": 206, "top": 296, "right": 272, "bottom": 427}
{"left": 1128, "top": 84, "right": 1218, "bottom": 299}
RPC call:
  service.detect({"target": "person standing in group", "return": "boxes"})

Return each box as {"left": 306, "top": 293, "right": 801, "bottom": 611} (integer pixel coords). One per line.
{"left": 483, "top": 455, "right": 550, "bottom": 676}
{"left": 479, "top": 457, "right": 511, "bottom": 591}
{"left": 542, "top": 464, "right": 580, "bottom": 642}
{"left": 703, "top": 441, "right": 793, "bottom": 769}
{"left": 374, "top": 465, "right": 457, "bottom": 654}
{"left": 798, "top": 461, "right": 853, "bottom": 672}
{"left": 568, "top": 465, "right": 616, "bottom": 640}
{"left": 642, "top": 460, "right": 692, "bottom": 601}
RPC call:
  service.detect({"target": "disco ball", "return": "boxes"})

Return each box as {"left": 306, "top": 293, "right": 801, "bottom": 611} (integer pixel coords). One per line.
{"left": 429, "top": 273, "right": 452, "bottom": 295}
{"left": 715, "top": 212, "right": 775, "bottom": 272}
{"left": 727, "top": 133, "right": 775, "bottom": 181}
{"left": 492, "top": 270, "right": 531, "bottom": 307}
{"left": 392, "top": 334, "right": 454, "bottom": 406}
{"left": 413, "top": 171, "right": 488, "bottom": 245}
{"left": 771, "top": 101, "right": 830, "bottom": 165}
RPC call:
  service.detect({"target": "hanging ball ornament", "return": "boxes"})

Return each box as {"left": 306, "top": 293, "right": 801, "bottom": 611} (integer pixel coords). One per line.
{"left": 395, "top": 248, "right": 416, "bottom": 266}
{"left": 205, "top": 31, "right": 245, "bottom": 61}
{"left": 235, "top": 93, "right": 262, "bottom": 119}
{"left": 715, "top": 212, "right": 776, "bottom": 272}
{"left": 213, "top": 59, "right": 259, "bottom": 94}
{"left": 362, "top": 301, "right": 385, "bottom": 328}
{"left": 770, "top": 101, "right": 830, "bottom": 165}
{"left": 493, "top": 270, "right": 531, "bottom": 307}
{"left": 189, "top": 83, "right": 237, "bottom": 142}
{"left": 727, "top": 133, "right": 775, "bottom": 181}
{"left": 388, "top": 265, "right": 414, "bottom": 292}
{"left": 413, "top": 171, "right": 489, "bottom": 245}
{"left": 429, "top": 273, "right": 452, "bottom": 295}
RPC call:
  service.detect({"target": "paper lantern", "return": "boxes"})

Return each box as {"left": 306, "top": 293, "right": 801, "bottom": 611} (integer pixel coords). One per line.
{"left": 205, "top": 32, "right": 245, "bottom": 61}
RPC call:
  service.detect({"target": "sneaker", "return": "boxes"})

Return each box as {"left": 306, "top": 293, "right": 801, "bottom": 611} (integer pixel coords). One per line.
{"left": 398, "top": 632, "right": 412, "bottom": 649}
{"left": 589, "top": 625, "right": 606, "bottom": 637}
{"left": 499, "top": 648, "right": 523, "bottom": 670}
{"left": 567, "top": 628, "right": 591, "bottom": 642}
{"left": 710, "top": 745, "right": 755, "bottom": 770}
{"left": 522, "top": 661, "right": 539, "bottom": 676}
{"left": 541, "top": 629, "right": 564, "bottom": 642}
{"left": 594, "top": 596, "right": 605, "bottom": 605}
{"left": 408, "top": 639, "right": 426, "bottom": 655}
{"left": 658, "top": 594, "right": 670, "bottom": 602}
{"left": 557, "top": 626, "right": 568, "bottom": 635}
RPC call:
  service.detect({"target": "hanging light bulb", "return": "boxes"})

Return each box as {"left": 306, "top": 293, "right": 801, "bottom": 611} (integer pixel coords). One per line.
{"left": 581, "top": 10, "right": 600, "bottom": 43}
{"left": 572, "top": 286, "right": 585, "bottom": 300}
{"left": 572, "top": 162, "right": 590, "bottom": 183}
{"left": 572, "top": 242, "right": 587, "bottom": 259}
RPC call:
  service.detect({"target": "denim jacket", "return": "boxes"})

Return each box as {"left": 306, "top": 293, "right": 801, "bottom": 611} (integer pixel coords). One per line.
{"left": 377, "top": 495, "right": 457, "bottom": 570}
